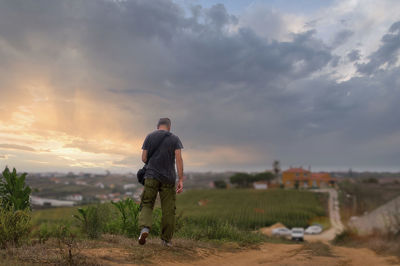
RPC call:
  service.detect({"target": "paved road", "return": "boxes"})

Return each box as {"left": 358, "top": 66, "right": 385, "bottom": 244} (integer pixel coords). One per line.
{"left": 305, "top": 188, "right": 344, "bottom": 242}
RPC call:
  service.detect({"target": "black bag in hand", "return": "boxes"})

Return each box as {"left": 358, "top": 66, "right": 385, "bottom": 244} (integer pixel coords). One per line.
{"left": 137, "top": 132, "right": 170, "bottom": 185}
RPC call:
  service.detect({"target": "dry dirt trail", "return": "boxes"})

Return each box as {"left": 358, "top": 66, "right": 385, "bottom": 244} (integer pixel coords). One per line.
{"left": 163, "top": 242, "right": 400, "bottom": 266}
{"left": 82, "top": 240, "right": 400, "bottom": 266}
{"left": 305, "top": 188, "right": 344, "bottom": 242}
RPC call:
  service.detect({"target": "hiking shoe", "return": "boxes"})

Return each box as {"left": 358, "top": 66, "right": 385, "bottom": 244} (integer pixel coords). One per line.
{"left": 138, "top": 227, "right": 149, "bottom": 245}
{"left": 161, "top": 239, "right": 173, "bottom": 247}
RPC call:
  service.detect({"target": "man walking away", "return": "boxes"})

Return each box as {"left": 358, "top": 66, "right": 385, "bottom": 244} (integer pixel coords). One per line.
{"left": 138, "top": 118, "right": 184, "bottom": 247}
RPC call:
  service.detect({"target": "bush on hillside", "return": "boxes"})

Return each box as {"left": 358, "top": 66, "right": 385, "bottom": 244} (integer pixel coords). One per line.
{"left": 111, "top": 198, "right": 164, "bottom": 238}
{"left": 73, "top": 204, "right": 115, "bottom": 239}
{"left": 0, "top": 167, "right": 31, "bottom": 211}
{"left": 73, "top": 206, "right": 102, "bottom": 239}
{"left": 0, "top": 167, "right": 32, "bottom": 248}
{"left": 111, "top": 198, "right": 141, "bottom": 237}
{"left": 0, "top": 205, "right": 31, "bottom": 248}
{"left": 214, "top": 180, "right": 227, "bottom": 189}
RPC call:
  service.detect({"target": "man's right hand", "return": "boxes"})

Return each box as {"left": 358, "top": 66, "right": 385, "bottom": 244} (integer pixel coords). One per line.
{"left": 176, "top": 179, "right": 183, "bottom": 194}
{"left": 175, "top": 148, "right": 184, "bottom": 194}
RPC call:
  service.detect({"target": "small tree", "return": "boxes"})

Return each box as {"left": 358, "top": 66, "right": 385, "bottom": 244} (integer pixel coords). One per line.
{"left": 0, "top": 167, "right": 32, "bottom": 248}
{"left": 273, "top": 160, "right": 281, "bottom": 182}
{"left": 0, "top": 206, "right": 31, "bottom": 248}
{"left": 214, "top": 180, "right": 227, "bottom": 189}
{"left": 252, "top": 172, "right": 275, "bottom": 183}
{"left": 0, "top": 167, "right": 31, "bottom": 211}
{"left": 230, "top": 173, "right": 252, "bottom": 188}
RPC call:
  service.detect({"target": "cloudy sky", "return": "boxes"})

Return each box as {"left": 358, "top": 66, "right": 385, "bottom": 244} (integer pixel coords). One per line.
{"left": 0, "top": 0, "right": 400, "bottom": 173}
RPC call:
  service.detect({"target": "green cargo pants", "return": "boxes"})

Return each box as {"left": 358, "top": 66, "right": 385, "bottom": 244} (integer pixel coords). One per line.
{"left": 138, "top": 178, "right": 176, "bottom": 242}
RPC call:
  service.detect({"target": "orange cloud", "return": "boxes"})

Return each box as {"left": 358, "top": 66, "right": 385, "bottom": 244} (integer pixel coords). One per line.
{"left": 0, "top": 144, "right": 36, "bottom": 152}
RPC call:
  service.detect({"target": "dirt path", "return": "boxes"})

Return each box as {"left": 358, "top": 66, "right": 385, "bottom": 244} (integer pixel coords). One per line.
{"left": 80, "top": 243, "right": 400, "bottom": 266}
{"left": 164, "top": 243, "right": 400, "bottom": 266}
{"left": 305, "top": 188, "right": 344, "bottom": 242}
{"left": 318, "top": 189, "right": 344, "bottom": 234}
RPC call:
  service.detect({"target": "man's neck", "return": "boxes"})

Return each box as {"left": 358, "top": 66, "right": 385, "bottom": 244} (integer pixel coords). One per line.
{"left": 158, "top": 126, "right": 169, "bottom": 132}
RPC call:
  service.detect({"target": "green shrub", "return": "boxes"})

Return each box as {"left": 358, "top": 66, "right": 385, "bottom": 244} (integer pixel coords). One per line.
{"left": 214, "top": 180, "right": 227, "bottom": 189}
{"left": 34, "top": 223, "right": 52, "bottom": 244}
{"left": 111, "top": 198, "right": 163, "bottom": 238}
{"left": 112, "top": 198, "right": 140, "bottom": 237}
{"left": 73, "top": 205, "right": 107, "bottom": 239}
{"left": 0, "top": 167, "right": 31, "bottom": 211}
{"left": 0, "top": 206, "right": 32, "bottom": 248}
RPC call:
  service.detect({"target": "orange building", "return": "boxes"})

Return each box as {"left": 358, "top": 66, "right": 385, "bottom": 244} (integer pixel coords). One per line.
{"left": 282, "top": 167, "right": 335, "bottom": 188}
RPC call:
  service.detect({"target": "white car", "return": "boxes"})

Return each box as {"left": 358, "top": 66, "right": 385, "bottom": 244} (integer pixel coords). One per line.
{"left": 305, "top": 225, "right": 323, "bottom": 235}
{"left": 291, "top": 227, "right": 304, "bottom": 241}
{"left": 272, "top": 227, "right": 291, "bottom": 236}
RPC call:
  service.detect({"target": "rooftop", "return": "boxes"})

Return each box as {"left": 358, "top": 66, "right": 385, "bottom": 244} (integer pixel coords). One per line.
{"left": 283, "top": 167, "right": 310, "bottom": 173}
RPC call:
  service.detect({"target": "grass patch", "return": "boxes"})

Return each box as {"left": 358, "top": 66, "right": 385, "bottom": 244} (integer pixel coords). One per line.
{"left": 176, "top": 219, "right": 268, "bottom": 245}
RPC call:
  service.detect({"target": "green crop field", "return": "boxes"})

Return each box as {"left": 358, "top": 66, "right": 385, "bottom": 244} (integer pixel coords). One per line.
{"left": 176, "top": 189, "right": 328, "bottom": 229}
{"left": 32, "top": 189, "right": 329, "bottom": 231}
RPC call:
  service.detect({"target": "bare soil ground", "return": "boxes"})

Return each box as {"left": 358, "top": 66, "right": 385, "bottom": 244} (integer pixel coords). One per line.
{"left": 165, "top": 242, "right": 399, "bottom": 266}
{"left": 1, "top": 236, "right": 399, "bottom": 266}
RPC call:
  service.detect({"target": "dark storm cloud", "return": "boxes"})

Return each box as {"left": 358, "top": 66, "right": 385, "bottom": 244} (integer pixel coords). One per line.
{"left": 332, "top": 29, "right": 354, "bottom": 47}
{"left": 347, "top": 49, "right": 361, "bottom": 62}
{"left": 357, "top": 21, "right": 400, "bottom": 75}
{"left": 1, "top": 0, "right": 399, "bottom": 170}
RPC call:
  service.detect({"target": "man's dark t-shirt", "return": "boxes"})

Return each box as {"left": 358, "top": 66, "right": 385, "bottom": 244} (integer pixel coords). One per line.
{"left": 142, "top": 130, "right": 183, "bottom": 185}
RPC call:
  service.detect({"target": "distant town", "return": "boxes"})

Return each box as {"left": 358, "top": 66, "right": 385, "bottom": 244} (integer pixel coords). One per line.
{"left": 26, "top": 169, "right": 400, "bottom": 208}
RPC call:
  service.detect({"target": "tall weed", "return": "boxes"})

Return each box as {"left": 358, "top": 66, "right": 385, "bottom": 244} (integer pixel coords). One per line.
{"left": 0, "top": 207, "right": 31, "bottom": 248}
{"left": 73, "top": 204, "right": 112, "bottom": 239}
{"left": 0, "top": 167, "right": 31, "bottom": 211}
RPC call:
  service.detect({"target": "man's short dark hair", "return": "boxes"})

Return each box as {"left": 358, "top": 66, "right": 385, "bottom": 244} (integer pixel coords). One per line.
{"left": 157, "top": 118, "right": 171, "bottom": 128}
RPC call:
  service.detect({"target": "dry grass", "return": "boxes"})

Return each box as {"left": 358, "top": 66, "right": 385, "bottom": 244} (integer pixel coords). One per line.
{"left": 333, "top": 230, "right": 400, "bottom": 258}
